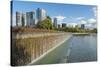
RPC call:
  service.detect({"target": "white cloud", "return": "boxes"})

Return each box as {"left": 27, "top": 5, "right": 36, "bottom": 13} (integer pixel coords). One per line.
{"left": 88, "top": 18, "right": 97, "bottom": 28}
{"left": 85, "top": 18, "right": 97, "bottom": 29}
{"left": 85, "top": 23, "right": 97, "bottom": 29}
{"left": 75, "top": 17, "right": 84, "bottom": 20}
{"left": 12, "top": 14, "right": 16, "bottom": 26}
{"left": 67, "top": 16, "right": 85, "bottom": 20}
{"left": 93, "top": 7, "right": 97, "bottom": 17}
{"left": 79, "top": 20, "right": 87, "bottom": 24}
{"left": 88, "top": 18, "right": 96, "bottom": 24}
{"left": 85, "top": 24, "right": 92, "bottom": 27}
{"left": 55, "top": 16, "right": 66, "bottom": 21}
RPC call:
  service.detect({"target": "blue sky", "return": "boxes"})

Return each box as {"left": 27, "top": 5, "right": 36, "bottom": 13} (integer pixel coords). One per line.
{"left": 12, "top": 1, "right": 97, "bottom": 28}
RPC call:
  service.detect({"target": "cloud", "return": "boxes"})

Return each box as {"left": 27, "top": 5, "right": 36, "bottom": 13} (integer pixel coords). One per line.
{"left": 85, "top": 24, "right": 92, "bottom": 27}
{"left": 88, "top": 18, "right": 96, "bottom": 24}
{"left": 88, "top": 18, "right": 97, "bottom": 28}
{"left": 12, "top": 14, "right": 16, "bottom": 26}
{"left": 85, "top": 18, "right": 97, "bottom": 29}
{"left": 93, "top": 7, "right": 97, "bottom": 17}
{"left": 85, "top": 23, "right": 97, "bottom": 29}
{"left": 75, "top": 17, "right": 84, "bottom": 20}
{"left": 66, "top": 16, "right": 85, "bottom": 23}
{"left": 55, "top": 16, "right": 66, "bottom": 21}
{"left": 68, "top": 16, "right": 84, "bottom": 20}
{"left": 79, "top": 20, "right": 87, "bottom": 24}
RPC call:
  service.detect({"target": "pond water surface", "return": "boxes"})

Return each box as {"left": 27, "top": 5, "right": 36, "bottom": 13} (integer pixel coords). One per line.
{"left": 32, "top": 34, "right": 97, "bottom": 65}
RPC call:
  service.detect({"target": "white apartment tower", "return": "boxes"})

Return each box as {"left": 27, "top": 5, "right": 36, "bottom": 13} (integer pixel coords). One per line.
{"left": 22, "top": 13, "right": 27, "bottom": 26}
{"left": 53, "top": 18, "right": 58, "bottom": 28}
{"left": 16, "top": 11, "right": 22, "bottom": 27}
{"left": 37, "top": 8, "right": 46, "bottom": 22}
{"left": 26, "top": 11, "right": 35, "bottom": 27}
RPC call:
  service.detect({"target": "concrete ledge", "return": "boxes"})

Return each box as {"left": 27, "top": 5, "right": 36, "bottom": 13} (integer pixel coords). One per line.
{"left": 28, "top": 34, "right": 72, "bottom": 65}
{"left": 16, "top": 33, "right": 69, "bottom": 39}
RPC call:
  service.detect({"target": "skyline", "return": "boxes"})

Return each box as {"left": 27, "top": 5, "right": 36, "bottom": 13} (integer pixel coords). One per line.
{"left": 12, "top": 1, "right": 97, "bottom": 29}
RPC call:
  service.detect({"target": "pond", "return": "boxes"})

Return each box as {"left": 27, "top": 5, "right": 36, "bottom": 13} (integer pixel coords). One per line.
{"left": 32, "top": 34, "right": 97, "bottom": 65}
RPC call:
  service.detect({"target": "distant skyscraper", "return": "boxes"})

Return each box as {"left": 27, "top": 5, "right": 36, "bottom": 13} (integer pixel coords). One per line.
{"left": 22, "top": 13, "right": 27, "bottom": 27}
{"left": 16, "top": 11, "right": 35, "bottom": 27}
{"left": 62, "top": 23, "right": 66, "bottom": 28}
{"left": 37, "top": 8, "right": 46, "bottom": 22}
{"left": 16, "top": 11, "right": 22, "bottom": 27}
{"left": 81, "top": 24, "right": 85, "bottom": 29}
{"left": 58, "top": 24, "right": 61, "bottom": 29}
{"left": 53, "top": 18, "right": 58, "bottom": 28}
{"left": 26, "top": 11, "right": 35, "bottom": 27}
{"left": 67, "top": 23, "right": 77, "bottom": 28}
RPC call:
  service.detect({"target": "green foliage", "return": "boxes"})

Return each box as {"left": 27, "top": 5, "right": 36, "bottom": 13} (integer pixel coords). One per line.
{"left": 57, "top": 26, "right": 97, "bottom": 33}
{"left": 37, "top": 18, "right": 53, "bottom": 29}
{"left": 46, "top": 16, "right": 51, "bottom": 20}
{"left": 91, "top": 28, "right": 97, "bottom": 33}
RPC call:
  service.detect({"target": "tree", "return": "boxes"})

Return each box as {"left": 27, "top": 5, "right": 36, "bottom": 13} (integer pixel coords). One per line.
{"left": 47, "top": 16, "right": 51, "bottom": 20}
{"left": 91, "top": 28, "right": 97, "bottom": 33}
{"left": 37, "top": 18, "right": 53, "bottom": 29}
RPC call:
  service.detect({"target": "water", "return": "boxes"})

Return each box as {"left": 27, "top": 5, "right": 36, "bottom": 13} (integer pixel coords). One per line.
{"left": 32, "top": 34, "right": 97, "bottom": 65}
{"left": 67, "top": 34, "right": 97, "bottom": 63}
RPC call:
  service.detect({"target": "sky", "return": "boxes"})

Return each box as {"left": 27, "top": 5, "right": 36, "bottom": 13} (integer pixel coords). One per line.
{"left": 11, "top": 1, "right": 97, "bottom": 29}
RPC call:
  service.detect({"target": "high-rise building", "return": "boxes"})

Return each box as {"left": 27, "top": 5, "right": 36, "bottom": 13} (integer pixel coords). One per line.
{"left": 16, "top": 11, "right": 22, "bottom": 27}
{"left": 26, "top": 11, "right": 35, "bottom": 27}
{"left": 53, "top": 18, "right": 58, "bottom": 28}
{"left": 22, "top": 13, "right": 27, "bottom": 27}
{"left": 67, "top": 23, "right": 77, "bottom": 28}
{"left": 37, "top": 8, "right": 46, "bottom": 22}
{"left": 16, "top": 11, "right": 35, "bottom": 27}
{"left": 62, "top": 23, "right": 66, "bottom": 28}
{"left": 58, "top": 24, "right": 61, "bottom": 29}
{"left": 81, "top": 24, "right": 85, "bottom": 29}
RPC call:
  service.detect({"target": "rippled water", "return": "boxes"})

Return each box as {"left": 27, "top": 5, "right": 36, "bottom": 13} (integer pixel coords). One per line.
{"left": 32, "top": 34, "right": 97, "bottom": 65}
{"left": 67, "top": 34, "right": 97, "bottom": 63}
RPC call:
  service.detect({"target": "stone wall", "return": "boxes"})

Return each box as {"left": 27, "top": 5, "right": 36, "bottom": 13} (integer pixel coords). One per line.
{"left": 11, "top": 32, "right": 71, "bottom": 66}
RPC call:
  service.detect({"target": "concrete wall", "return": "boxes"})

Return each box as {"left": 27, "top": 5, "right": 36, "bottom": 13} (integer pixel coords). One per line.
{"left": 11, "top": 32, "right": 71, "bottom": 66}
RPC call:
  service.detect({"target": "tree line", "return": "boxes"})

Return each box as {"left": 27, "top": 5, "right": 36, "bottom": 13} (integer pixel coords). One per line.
{"left": 36, "top": 16, "right": 97, "bottom": 33}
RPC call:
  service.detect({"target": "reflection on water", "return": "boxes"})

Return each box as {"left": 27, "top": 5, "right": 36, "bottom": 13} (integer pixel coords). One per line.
{"left": 67, "top": 34, "right": 97, "bottom": 63}
{"left": 33, "top": 34, "right": 97, "bottom": 65}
